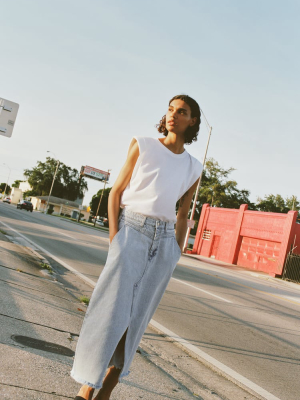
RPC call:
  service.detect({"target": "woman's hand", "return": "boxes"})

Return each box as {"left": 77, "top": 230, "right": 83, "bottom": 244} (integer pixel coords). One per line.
{"left": 109, "top": 230, "right": 118, "bottom": 244}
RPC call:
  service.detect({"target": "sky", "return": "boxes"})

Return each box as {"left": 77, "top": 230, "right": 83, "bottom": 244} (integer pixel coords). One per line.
{"left": 1, "top": 0, "right": 299, "bottom": 207}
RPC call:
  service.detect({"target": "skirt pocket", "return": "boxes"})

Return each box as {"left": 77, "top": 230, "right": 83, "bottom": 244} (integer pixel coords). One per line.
{"left": 173, "top": 236, "right": 182, "bottom": 257}
{"left": 109, "top": 220, "right": 125, "bottom": 248}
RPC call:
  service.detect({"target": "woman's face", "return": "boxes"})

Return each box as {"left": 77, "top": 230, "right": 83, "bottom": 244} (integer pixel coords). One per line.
{"left": 165, "top": 99, "right": 196, "bottom": 136}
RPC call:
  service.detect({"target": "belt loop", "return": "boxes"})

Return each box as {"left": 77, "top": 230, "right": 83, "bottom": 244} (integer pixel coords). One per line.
{"left": 119, "top": 208, "right": 124, "bottom": 222}
{"left": 140, "top": 215, "right": 146, "bottom": 226}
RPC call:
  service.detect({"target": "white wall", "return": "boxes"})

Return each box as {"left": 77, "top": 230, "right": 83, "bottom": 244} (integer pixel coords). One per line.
{"left": 19, "top": 181, "right": 32, "bottom": 192}
{"left": 10, "top": 188, "right": 22, "bottom": 204}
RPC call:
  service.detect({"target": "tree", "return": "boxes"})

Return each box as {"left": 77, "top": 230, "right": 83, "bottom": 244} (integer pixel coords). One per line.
{"left": 90, "top": 187, "right": 112, "bottom": 217}
{"left": 0, "top": 183, "right": 11, "bottom": 194}
{"left": 0, "top": 182, "right": 11, "bottom": 194}
{"left": 12, "top": 180, "right": 23, "bottom": 188}
{"left": 256, "top": 194, "right": 300, "bottom": 222}
{"left": 24, "top": 157, "right": 88, "bottom": 201}
{"left": 256, "top": 194, "right": 289, "bottom": 213}
{"left": 286, "top": 195, "right": 300, "bottom": 212}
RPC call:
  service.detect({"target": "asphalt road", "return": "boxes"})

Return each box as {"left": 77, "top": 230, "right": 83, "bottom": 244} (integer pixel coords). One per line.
{"left": 1, "top": 202, "right": 300, "bottom": 400}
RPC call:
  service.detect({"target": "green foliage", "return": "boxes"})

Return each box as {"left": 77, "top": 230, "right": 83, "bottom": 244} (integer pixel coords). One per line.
{"left": 24, "top": 157, "right": 88, "bottom": 201}
{"left": 199, "top": 159, "right": 255, "bottom": 209}
{"left": 79, "top": 296, "right": 90, "bottom": 305}
{"left": 40, "top": 262, "right": 53, "bottom": 274}
{"left": 285, "top": 195, "right": 300, "bottom": 212}
{"left": 12, "top": 180, "right": 23, "bottom": 188}
{"left": 0, "top": 183, "right": 11, "bottom": 194}
{"left": 90, "top": 187, "right": 112, "bottom": 217}
{"left": 256, "top": 194, "right": 300, "bottom": 214}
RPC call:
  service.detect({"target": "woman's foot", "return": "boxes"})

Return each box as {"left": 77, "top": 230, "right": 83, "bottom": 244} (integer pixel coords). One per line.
{"left": 93, "top": 366, "right": 121, "bottom": 400}
{"left": 76, "top": 384, "right": 95, "bottom": 400}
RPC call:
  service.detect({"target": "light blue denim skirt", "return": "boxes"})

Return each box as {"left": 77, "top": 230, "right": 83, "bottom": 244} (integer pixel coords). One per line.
{"left": 70, "top": 208, "right": 182, "bottom": 389}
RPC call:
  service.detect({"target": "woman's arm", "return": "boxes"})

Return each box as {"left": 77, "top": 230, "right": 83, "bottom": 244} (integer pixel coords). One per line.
{"left": 107, "top": 139, "right": 139, "bottom": 243}
{"left": 175, "top": 178, "right": 200, "bottom": 252}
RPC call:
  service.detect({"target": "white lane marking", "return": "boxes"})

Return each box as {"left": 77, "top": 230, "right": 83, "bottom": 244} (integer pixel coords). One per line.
{"left": 181, "top": 262, "right": 300, "bottom": 306}
{"left": 150, "top": 319, "right": 282, "bottom": 400}
{"left": 282, "top": 295, "right": 300, "bottom": 305}
{"left": 59, "top": 231, "right": 77, "bottom": 240}
{"left": 0, "top": 221, "right": 96, "bottom": 287}
{"left": 172, "top": 277, "right": 232, "bottom": 303}
{"left": 0, "top": 220, "right": 281, "bottom": 400}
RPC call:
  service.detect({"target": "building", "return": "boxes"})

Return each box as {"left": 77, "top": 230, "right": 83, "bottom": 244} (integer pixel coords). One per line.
{"left": 10, "top": 187, "right": 22, "bottom": 204}
{"left": 19, "top": 181, "right": 32, "bottom": 193}
{"left": 31, "top": 196, "right": 90, "bottom": 221}
{"left": 191, "top": 204, "right": 300, "bottom": 277}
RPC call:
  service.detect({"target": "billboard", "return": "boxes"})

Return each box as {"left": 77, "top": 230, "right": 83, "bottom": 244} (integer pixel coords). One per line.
{"left": 0, "top": 98, "right": 19, "bottom": 138}
{"left": 81, "top": 166, "right": 110, "bottom": 182}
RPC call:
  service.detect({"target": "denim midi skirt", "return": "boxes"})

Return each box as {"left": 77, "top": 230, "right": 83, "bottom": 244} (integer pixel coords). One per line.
{"left": 70, "top": 208, "right": 182, "bottom": 389}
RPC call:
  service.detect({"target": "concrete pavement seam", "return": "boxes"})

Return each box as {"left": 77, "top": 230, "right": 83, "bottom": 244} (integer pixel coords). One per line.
{"left": 0, "top": 277, "right": 76, "bottom": 302}
{"left": 0, "top": 381, "right": 74, "bottom": 398}
{"left": 0, "top": 263, "right": 59, "bottom": 283}
{"left": 0, "top": 312, "right": 80, "bottom": 337}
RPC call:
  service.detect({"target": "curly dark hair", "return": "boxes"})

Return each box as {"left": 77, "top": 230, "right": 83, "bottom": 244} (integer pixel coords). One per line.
{"left": 156, "top": 94, "right": 201, "bottom": 145}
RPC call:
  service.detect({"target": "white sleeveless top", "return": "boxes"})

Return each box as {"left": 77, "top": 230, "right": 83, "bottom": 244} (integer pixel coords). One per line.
{"left": 120, "top": 136, "right": 203, "bottom": 223}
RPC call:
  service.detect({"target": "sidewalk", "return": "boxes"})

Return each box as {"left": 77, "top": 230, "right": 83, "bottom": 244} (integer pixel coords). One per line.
{"left": 0, "top": 230, "right": 256, "bottom": 400}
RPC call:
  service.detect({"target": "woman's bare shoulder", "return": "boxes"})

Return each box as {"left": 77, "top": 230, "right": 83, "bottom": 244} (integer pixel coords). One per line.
{"left": 127, "top": 137, "right": 139, "bottom": 158}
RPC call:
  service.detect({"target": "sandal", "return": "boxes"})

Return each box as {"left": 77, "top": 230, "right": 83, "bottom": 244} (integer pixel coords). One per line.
{"left": 74, "top": 396, "right": 94, "bottom": 400}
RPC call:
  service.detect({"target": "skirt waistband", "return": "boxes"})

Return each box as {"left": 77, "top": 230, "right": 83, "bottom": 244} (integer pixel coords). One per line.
{"left": 119, "top": 208, "right": 175, "bottom": 229}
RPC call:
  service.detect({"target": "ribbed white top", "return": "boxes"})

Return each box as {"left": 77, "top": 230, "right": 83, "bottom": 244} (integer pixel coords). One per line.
{"left": 120, "top": 136, "right": 203, "bottom": 223}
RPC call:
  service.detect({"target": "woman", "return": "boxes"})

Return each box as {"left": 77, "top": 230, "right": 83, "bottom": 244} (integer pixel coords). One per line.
{"left": 71, "top": 94, "right": 203, "bottom": 400}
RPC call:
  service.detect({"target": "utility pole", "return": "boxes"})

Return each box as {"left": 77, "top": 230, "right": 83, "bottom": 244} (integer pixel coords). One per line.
{"left": 292, "top": 196, "right": 295, "bottom": 211}
{"left": 77, "top": 170, "right": 84, "bottom": 223}
{"left": 183, "top": 113, "right": 212, "bottom": 252}
{"left": 45, "top": 152, "right": 59, "bottom": 214}
{"left": 94, "top": 169, "right": 111, "bottom": 227}
{"left": 3, "top": 163, "right": 11, "bottom": 195}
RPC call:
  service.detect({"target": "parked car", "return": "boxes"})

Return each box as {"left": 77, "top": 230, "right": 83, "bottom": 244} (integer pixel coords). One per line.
{"left": 90, "top": 216, "right": 108, "bottom": 227}
{"left": 2, "top": 197, "right": 11, "bottom": 204}
{"left": 95, "top": 219, "right": 104, "bottom": 226}
{"left": 17, "top": 200, "right": 33, "bottom": 212}
{"left": 103, "top": 218, "right": 109, "bottom": 228}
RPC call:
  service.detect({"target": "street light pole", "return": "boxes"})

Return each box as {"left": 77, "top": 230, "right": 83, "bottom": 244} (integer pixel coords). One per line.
{"left": 44, "top": 152, "right": 59, "bottom": 214}
{"left": 183, "top": 111, "right": 213, "bottom": 252}
{"left": 94, "top": 169, "right": 111, "bottom": 227}
{"left": 3, "top": 163, "right": 11, "bottom": 195}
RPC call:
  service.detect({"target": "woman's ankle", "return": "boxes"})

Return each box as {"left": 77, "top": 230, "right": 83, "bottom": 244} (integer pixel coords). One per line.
{"left": 93, "top": 388, "right": 111, "bottom": 400}
{"left": 77, "top": 384, "right": 95, "bottom": 400}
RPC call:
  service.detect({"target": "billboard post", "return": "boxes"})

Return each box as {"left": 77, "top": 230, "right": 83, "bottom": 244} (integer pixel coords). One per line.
{"left": 79, "top": 165, "right": 111, "bottom": 225}
{"left": 94, "top": 169, "right": 111, "bottom": 227}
